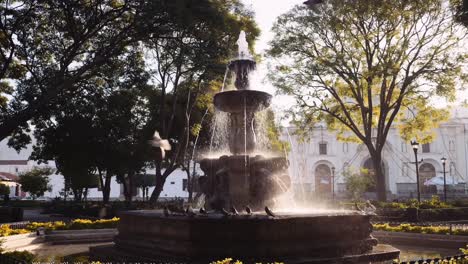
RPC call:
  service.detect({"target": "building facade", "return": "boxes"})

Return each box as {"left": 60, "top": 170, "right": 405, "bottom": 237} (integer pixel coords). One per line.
{"left": 283, "top": 108, "right": 468, "bottom": 200}
{"left": 0, "top": 138, "right": 190, "bottom": 200}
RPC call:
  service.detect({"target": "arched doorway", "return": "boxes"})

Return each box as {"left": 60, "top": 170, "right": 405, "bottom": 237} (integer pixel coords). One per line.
{"left": 362, "top": 158, "right": 386, "bottom": 192}
{"left": 419, "top": 163, "right": 437, "bottom": 195}
{"left": 315, "top": 164, "right": 332, "bottom": 195}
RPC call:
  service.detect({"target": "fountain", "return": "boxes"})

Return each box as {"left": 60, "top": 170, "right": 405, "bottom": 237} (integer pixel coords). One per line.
{"left": 90, "top": 31, "right": 400, "bottom": 263}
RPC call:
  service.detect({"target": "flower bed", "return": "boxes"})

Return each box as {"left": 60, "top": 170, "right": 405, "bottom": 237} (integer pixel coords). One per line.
{"left": 0, "top": 217, "right": 120, "bottom": 237}
{"left": 373, "top": 223, "right": 468, "bottom": 236}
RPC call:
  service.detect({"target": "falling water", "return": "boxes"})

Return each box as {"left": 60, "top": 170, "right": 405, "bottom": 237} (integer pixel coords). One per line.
{"left": 208, "top": 111, "right": 229, "bottom": 154}
{"left": 285, "top": 127, "right": 307, "bottom": 204}
{"left": 254, "top": 110, "right": 270, "bottom": 152}
{"left": 220, "top": 66, "right": 229, "bottom": 92}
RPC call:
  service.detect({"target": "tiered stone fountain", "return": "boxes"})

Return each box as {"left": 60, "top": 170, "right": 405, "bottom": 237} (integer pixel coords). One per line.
{"left": 90, "top": 32, "right": 400, "bottom": 263}
{"left": 199, "top": 31, "right": 291, "bottom": 211}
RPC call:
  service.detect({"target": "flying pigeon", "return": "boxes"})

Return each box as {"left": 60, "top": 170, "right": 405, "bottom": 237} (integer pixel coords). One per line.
{"left": 230, "top": 206, "right": 239, "bottom": 216}
{"left": 245, "top": 206, "right": 252, "bottom": 215}
{"left": 148, "top": 130, "right": 172, "bottom": 159}
{"left": 265, "top": 206, "right": 276, "bottom": 217}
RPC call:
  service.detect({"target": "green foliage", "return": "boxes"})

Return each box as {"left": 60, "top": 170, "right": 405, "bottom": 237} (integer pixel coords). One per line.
{"left": 343, "top": 168, "right": 374, "bottom": 201}
{"left": 373, "top": 222, "right": 468, "bottom": 236}
{"left": 0, "top": 250, "right": 36, "bottom": 262}
{"left": 18, "top": 167, "right": 53, "bottom": 200}
{"left": 0, "top": 225, "right": 29, "bottom": 237}
{"left": 0, "top": 183, "right": 10, "bottom": 197}
{"left": 268, "top": 0, "right": 468, "bottom": 201}
{"left": 376, "top": 196, "right": 453, "bottom": 209}
{"left": 1, "top": 217, "right": 120, "bottom": 237}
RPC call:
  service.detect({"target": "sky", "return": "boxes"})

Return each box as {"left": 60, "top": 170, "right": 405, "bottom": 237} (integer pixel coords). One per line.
{"left": 241, "top": 0, "right": 467, "bottom": 116}
{"left": 240, "top": 0, "right": 304, "bottom": 116}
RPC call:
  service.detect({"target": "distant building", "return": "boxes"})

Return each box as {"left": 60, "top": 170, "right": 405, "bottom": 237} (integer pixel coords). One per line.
{"left": 0, "top": 139, "right": 191, "bottom": 200}
{"left": 0, "top": 172, "right": 24, "bottom": 198}
{"left": 283, "top": 108, "right": 468, "bottom": 200}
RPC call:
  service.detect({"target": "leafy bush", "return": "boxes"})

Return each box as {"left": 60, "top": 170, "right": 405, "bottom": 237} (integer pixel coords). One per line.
{"left": 67, "top": 217, "right": 119, "bottom": 230}
{"left": 0, "top": 225, "right": 29, "bottom": 237}
{"left": 1, "top": 250, "right": 36, "bottom": 262}
{"left": 26, "top": 221, "right": 67, "bottom": 231}
{"left": 373, "top": 223, "right": 468, "bottom": 236}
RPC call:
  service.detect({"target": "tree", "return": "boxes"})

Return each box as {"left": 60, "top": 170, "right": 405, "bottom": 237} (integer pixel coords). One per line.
{"left": 144, "top": 0, "right": 260, "bottom": 203}
{"left": 18, "top": 167, "right": 52, "bottom": 199}
{"left": 344, "top": 168, "right": 374, "bottom": 202}
{"left": 0, "top": 0, "right": 148, "bottom": 142}
{"left": 0, "top": 183, "right": 10, "bottom": 201}
{"left": 268, "top": 0, "right": 468, "bottom": 201}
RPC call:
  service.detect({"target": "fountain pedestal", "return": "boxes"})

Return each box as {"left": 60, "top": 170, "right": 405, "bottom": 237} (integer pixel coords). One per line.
{"left": 90, "top": 210, "right": 400, "bottom": 263}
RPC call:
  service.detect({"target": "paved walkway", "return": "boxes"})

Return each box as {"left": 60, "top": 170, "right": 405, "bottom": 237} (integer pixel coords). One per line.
{"left": 7, "top": 242, "right": 113, "bottom": 258}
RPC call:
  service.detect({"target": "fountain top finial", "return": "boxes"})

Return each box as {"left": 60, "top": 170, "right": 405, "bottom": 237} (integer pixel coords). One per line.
{"left": 236, "top": 30, "right": 251, "bottom": 59}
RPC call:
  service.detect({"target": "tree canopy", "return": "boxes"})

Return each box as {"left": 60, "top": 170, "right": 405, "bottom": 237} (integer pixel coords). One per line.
{"left": 268, "top": 0, "right": 468, "bottom": 201}
{"left": 18, "top": 167, "right": 53, "bottom": 199}
{"left": 4, "top": 0, "right": 259, "bottom": 203}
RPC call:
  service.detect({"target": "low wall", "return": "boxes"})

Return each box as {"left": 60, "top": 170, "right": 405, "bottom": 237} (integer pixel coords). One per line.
{"left": 373, "top": 231, "right": 468, "bottom": 249}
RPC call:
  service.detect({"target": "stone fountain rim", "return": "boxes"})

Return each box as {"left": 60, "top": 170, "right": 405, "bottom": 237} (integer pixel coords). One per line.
{"left": 119, "top": 209, "right": 366, "bottom": 221}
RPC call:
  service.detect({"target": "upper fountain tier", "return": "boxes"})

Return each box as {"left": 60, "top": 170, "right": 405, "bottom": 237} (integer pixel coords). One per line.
{"left": 214, "top": 31, "right": 271, "bottom": 113}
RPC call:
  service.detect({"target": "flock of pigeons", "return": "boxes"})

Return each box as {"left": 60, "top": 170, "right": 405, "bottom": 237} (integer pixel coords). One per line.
{"left": 162, "top": 201, "right": 377, "bottom": 218}
{"left": 163, "top": 205, "right": 277, "bottom": 218}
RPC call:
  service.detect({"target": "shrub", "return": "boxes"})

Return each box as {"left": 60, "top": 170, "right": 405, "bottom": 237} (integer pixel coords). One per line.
{"left": 0, "top": 225, "right": 29, "bottom": 237}
{"left": 1, "top": 250, "right": 36, "bottom": 262}
{"left": 26, "top": 221, "right": 67, "bottom": 231}
{"left": 373, "top": 223, "right": 468, "bottom": 236}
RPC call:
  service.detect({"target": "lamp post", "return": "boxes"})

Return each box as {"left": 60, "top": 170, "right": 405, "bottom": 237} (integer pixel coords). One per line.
{"left": 331, "top": 166, "right": 335, "bottom": 201}
{"left": 441, "top": 157, "right": 447, "bottom": 202}
{"left": 411, "top": 140, "right": 421, "bottom": 203}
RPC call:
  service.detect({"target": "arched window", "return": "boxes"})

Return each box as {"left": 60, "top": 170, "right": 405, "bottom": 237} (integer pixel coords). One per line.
{"left": 315, "top": 164, "right": 332, "bottom": 195}
{"left": 419, "top": 163, "right": 436, "bottom": 194}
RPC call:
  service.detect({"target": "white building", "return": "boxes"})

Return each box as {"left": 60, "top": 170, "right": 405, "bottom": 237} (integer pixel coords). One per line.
{"left": 284, "top": 108, "right": 468, "bottom": 200}
{"left": 0, "top": 138, "right": 190, "bottom": 200}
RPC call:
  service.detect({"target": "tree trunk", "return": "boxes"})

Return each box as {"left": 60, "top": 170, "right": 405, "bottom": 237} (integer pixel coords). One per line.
{"left": 186, "top": 167, "right": 193, "bottom": 203}
{"left": 103, "top": 172, "right": 112, "bottom": 204}
{"left": 149, "top": 164, "right": 165, "bottom": 203}
{"left": 370, "top": 152, "right": 387, "bottom": 201}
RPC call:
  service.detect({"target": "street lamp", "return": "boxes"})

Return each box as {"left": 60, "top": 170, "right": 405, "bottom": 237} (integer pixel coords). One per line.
{"left": 411, "top": 140, "right": 421, "bottom": 203}
{"left": 331, "top": 166, "right": 335, "bottom": 201}
{"left": 441, "top": 157, "right": 447, "bottom": 202}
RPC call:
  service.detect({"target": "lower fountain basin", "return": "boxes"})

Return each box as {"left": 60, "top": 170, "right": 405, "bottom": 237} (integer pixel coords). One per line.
{"left": 214, "top": 90, "right": 272, "bottom": 113}
{"left": 90, "top": 210, "right": 400, "bottom": 263}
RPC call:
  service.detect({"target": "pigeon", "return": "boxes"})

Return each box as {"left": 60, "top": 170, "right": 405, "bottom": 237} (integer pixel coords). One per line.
{"left": 230, "top": 206, "right": 239, "bottom": 216}
{"left": 199, "top": 207, "right": 207, "bottom": 214}
{"left": 354, "top": 202, "right": 365, "bottom": 214}
{"left": 245, "top": 206, "right": 253, "bottom": 215}
{"left": 265, "top": 206, "right": 276, "bottom": 217}
{"left": 186, "top": 206, "right": 196, "bottom": 217}
{"left": 148, "top": 130, "right": 172, "bottom": 159}
{"left": 220, "top": 207, "right": 231, "bottom": 217}
{"left": 363, "top": 200, "right": 377, "bottom": 215}
{"left": 163, "top": 206, "right": 170, "bottom": 217}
